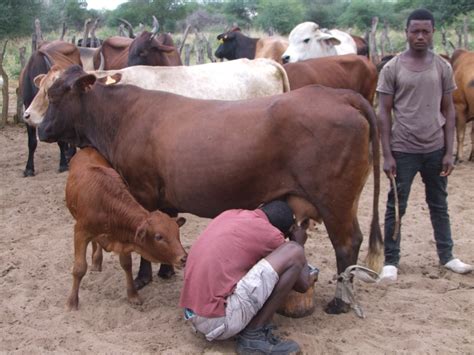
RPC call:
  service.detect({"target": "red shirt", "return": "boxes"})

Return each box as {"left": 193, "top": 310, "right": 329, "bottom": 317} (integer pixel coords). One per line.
{"left": 179, "top": 209, "right": 285, "bottom": 318}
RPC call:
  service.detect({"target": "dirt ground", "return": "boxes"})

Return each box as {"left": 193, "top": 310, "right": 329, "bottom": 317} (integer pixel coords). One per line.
{"left": 1, "top": 124, "right": 473, "bottom": 354}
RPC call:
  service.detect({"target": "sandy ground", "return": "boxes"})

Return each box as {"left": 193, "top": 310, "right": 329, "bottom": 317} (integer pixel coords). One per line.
{"left": 1, "top": 124, "right": 473, "bottom": 354}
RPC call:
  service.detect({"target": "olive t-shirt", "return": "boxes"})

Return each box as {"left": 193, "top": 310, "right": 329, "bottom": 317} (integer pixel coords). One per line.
{"left": 376, "top": 53, "right": 456, "bottom": 153}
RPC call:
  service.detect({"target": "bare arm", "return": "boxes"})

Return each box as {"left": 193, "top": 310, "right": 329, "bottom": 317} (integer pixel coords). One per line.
{"left": 288, "top": 223, "right": 316, "bottom": 292}
{"left": 440, "top": 92, "right": 455, "bottom": 176}
{"left": 378, "top": 93, "right": 396, "bottom": 178}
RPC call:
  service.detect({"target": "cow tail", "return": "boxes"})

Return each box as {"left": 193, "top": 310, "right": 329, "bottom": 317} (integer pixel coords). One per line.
{"left": 271, "top": 60, "right": 291, "bottom": 92}
{"left": 354, "top": 94, "right": 384, "bottom": 273}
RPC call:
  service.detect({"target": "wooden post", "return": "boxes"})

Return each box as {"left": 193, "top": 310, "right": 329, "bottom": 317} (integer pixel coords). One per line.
{"left": 0, "top": 40, "right": 9, "bottom": 128}
{"left": 71, "top": 35, "right": 76, "bottom": 45}
{"left": 90, "top": 19, "right": 100, "bottom": 47}
{"left": 441, "top": 26, "right": 451, "bottom": 57}
{"left": 118, "top": 24, "right": 126, "bottom": 37}
{"left": 380, "top": 19, "right": 392, "bottom": 57}
{"left": 194, "top": 31, "right": 205, "bottom": 64}
{"left": 179, "top": 24, "right": 191, "bottom": 56}
{"left": 60, "top": 22, "right": 67, "bottom": 41}
{"left": 205, "top": 35, "right": 216, "bottom": 63}
{"left": 463, "top": 16, "right": 469, "bottom": 50}
{"left": 455, "top": 26, "right": 462, "bottom": 49}
{"left": 32, "top": 18, "right": 43, "bottom": 52}
{"left": 369, "top": 17, "right": 379, "bottom": 65}
{"left": 184, "top": 43, "right": 191, "bottom": 66}
{"left": 81, "top": 18, "right": 92, "bottom": 47}
{"left": 14, "top": 47, "right": 26, "bottom": 124}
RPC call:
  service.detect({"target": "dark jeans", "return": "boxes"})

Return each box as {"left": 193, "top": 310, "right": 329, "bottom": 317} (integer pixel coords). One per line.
{"left": 384, "top": 148, "right": 454, "bottom": 266}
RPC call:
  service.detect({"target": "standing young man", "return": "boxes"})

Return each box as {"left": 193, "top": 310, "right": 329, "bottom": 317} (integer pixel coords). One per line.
{"left": 377, "top": 8, "right": 472, "bottom": 281}
{"left": 179, "top": 200, "right": 316, "bottom": 354}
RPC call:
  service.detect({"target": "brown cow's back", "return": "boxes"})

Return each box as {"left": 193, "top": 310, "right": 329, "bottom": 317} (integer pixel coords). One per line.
{"left": 284, "top": 54, "right": 377, "bottom": 102}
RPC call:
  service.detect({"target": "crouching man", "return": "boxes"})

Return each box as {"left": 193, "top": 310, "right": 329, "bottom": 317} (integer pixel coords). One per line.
{"left": 179, "top": 200, "right": 316, "bottom": 354}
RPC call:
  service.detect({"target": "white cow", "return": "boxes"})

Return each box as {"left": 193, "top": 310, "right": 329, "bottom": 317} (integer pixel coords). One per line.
{"left": 282, "top": 22, "right": 357, "bottom": 63}
{"left": 23, "top": 58, "right": 290, "bottom": 127}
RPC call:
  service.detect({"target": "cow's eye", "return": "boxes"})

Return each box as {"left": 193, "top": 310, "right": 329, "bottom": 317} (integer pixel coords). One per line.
{"left": 154, "top": 234, "right": 163, "bottom": 242}
{"left": 303, "top": 38, "right": 310, "bottom": 44}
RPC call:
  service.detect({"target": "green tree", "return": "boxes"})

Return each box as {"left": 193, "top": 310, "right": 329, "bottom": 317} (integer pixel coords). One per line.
{"left": 0, "top": 0, "right": 42, "bottom": 39}
{"left": 255, "top": 0, "right": 304, "bottom": 34}
{"left": 338, "top": 0, "right": 397, "bottom": 31}
{"left": 395, "top": 0, "right": 474, "bottom": 26}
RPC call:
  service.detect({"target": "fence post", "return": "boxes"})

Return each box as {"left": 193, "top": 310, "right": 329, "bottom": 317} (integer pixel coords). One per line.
{"left": 184, "top": 43, "right": 191, "bottom": 66}
{"left": 369, "top": 17, "right": 379, "bottom": 64}
{"left": 0, "top": 40, "right": 9, "bottom": 128}
{"left": 14, "top": 46, "right": 26, "bottom": 124}
{"left": 463, "top": 16, "right": 469, "bottom": 50}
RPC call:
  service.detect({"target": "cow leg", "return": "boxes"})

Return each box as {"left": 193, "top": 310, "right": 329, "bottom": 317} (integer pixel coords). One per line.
{"left": 90, "top": 241, "right": 103, "bottom": 272}
{"left": 120, "top": 253, "right": 143, "bottom": 305}
{"left": 324, "top": 214, "right": 363, "bottom": 314}
{"left": 134, "top": 257, "right": 153, "bottom": 290}
{"left": 24, "top": 125, "right": 37, "bottom": 177}
{"left": 58, "top": 141, "right": 71, "bottom": 172}
{"left": 470, "top": 122, "right": 474, "bottom": 161}
{"left": 67, "top": 227, "right": 89, "bottom": 311}
{"left": 454, "top": 103, "right": 467, "bottom": 163}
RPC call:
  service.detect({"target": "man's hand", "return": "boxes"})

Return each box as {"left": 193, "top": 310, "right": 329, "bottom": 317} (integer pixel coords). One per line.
{"left": 383, "top": 153, "right": 397, "bottom": 178}
{"left": 440, "top": 153, "right": 455, "bottom": 176}
{"left": 288, "top": 223, "right": 308, "bottom": 246}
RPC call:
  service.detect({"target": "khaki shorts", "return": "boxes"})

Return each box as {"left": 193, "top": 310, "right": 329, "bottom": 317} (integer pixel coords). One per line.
{"left": 188, "top": 258, "right": 279, "bottom": 341}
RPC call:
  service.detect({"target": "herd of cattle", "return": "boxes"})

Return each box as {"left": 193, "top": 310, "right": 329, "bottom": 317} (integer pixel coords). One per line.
{"left": 16, "top": 20, "right": 474, "bottom": 314}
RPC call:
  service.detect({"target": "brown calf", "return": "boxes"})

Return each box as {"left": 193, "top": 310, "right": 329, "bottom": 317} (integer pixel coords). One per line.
{"left": 65, "top": 148, "right": 186, "bottom": 310}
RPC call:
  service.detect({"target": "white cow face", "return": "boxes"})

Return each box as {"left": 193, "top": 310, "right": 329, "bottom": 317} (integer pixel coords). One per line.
{"left": 282, "top": 22, "right": 342, "bottom": 63}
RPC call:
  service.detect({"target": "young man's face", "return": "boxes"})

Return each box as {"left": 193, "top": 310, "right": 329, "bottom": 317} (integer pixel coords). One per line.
{"left": 406, "top": 20, "right": 434, "bottom": 52}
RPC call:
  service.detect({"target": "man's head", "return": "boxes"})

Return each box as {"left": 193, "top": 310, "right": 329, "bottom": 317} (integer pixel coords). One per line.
{"left": 260, "top": 201, "right": 295, "bottom": 234}
{"left": 405, "top": 9, "right": 435, "bottom": 52}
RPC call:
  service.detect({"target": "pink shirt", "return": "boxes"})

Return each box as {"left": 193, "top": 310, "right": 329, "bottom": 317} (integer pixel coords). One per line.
{"left": 179, "top": 209, "right": 285, "bottom": 318}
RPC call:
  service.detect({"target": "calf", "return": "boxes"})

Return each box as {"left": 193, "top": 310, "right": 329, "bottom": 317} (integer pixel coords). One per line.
{"left": 65, "top": 147, "right": 187, "bottom": 310}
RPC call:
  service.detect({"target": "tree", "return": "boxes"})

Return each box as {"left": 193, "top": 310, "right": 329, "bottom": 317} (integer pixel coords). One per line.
{"left": 255, "top": 0, "right": 304, "bottom": 34}
{"left": 0, "top": 0, "right": 42, "bottom": 39}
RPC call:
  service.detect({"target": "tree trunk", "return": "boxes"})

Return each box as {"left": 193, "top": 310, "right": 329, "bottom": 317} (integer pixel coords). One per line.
{"left": 369, "top": 17, "right": 379, "bottom": 65}
{"left": 90, "top": 19, "right": 100, "bottom": 48}
{"left": 14, "top": 46, "right": 26, "bottom": 125}
{"left": 0, "top": 41, "right": 9, "bottom": 128}
{"left": 32, "top": 18, "right": 43, "bottom": 52}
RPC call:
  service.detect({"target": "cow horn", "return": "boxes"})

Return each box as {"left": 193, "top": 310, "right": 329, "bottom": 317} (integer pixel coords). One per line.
{"left": 118, "top": 18, "right": 135, "bottom": 38}
{"left": 150, "top": 15, "right": 160, "bottom": 40}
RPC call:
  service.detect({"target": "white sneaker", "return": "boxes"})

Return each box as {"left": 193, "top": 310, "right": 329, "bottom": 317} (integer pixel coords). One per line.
{"left": 443, "top": 258, "right": 473, "bottom": 274}
{"left": 380, "top": 265, "right": 398, "bottom": 282}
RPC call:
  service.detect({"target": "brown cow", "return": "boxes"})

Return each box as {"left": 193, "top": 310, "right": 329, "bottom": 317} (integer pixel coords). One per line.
{"left": 20, "top": 40, "right": 80, "bottom": 176}
{"left": 92, "top": 36, "right": 133, "bottom": 70}
{"left": 451, "top": 49, "right": 474, "bottom": 162}
{"left": 215, "top": 27, "right": 288, "bottom": 64}
{"left": 351, "top": 34, "right": 369, "bottom": 57}
{"left": 65, "top": 147, "right": 187, "bottom": 310}
{"left": 283, "top": 54, "right": 377, "bottom": 103}
{"left": 39, "top": 65, "right": 382, "bottom": 315}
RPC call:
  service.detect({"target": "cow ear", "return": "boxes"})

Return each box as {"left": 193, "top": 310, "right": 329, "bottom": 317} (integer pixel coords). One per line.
{"left": 323, "top": 37, "right": 341, "bottom": 46}
{"left": 317, "top": 33, "right": 341, "bottom": 46}
{"left": 175, "top": 217, "right": 186, "bottom": 228}
{"left": 73, "top": 74, "right": 96, "bottom": 93}
{"left": 134, "top": 222, "right": 148, "bottom": 243}
{"left": 33, "top": 74, "right": 46, "bottom": 88}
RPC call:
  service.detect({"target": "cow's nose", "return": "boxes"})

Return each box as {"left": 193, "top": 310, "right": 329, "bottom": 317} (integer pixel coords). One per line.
{"left": 23, "top": 112, "right": 30, "bottom": 121}
{"left": 282, "top": 55, "right": 290, "bottom": 64}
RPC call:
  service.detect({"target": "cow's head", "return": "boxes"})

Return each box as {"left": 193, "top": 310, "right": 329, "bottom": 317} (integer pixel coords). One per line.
{"left": 135, "top": 213, "right": 187, "bottom": 268}
{"left": 38, "top": 65, "right": 95, "bottom": 144}
{"left": 127, "top": 31, "right": 178, "bottom": 66}
{"left": 23, "top": 65, "right": 64, "bottom": 127}
{"left": 281, "top": 22, "right": 341, "bottom": 63}
{"left": 215, "top": 29, "right": 241, "bottom": 60}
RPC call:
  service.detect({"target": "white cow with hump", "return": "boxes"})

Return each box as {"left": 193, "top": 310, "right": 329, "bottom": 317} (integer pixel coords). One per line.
{"left": 23, "top": 58, "right": 290, "bottom": 127}
{"left": 282, "top": 22, "right": 357, "bottom": 63}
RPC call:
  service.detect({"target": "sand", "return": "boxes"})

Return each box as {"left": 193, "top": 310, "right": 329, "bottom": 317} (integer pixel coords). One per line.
{"left": 1, "top": 124, "right": 473, "bottom": 354}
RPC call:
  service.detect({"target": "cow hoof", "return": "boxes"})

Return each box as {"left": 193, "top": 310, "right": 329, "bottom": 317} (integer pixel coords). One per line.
{"left": 134, "top": 275, "right": 152, "bottom": 290}
{"left": 90, "top": 264, "right": 102, "bottom": 272}
{"left": 66, "top": 297, "right": 79, "bottom": 311}
{"left": 23, "top": 169, "right": 35, "bottom": 177}
{"left": 157, "top": 264, "right": 175, "bottom": 279}
{"left": 324, "top": 298, "right": 351, "bottom": 314}
{"left": 58, "top": 165, "right": 69, "bottom": 173}
{"left": 128, "top": 295, "right": 143, "bottom": 305}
